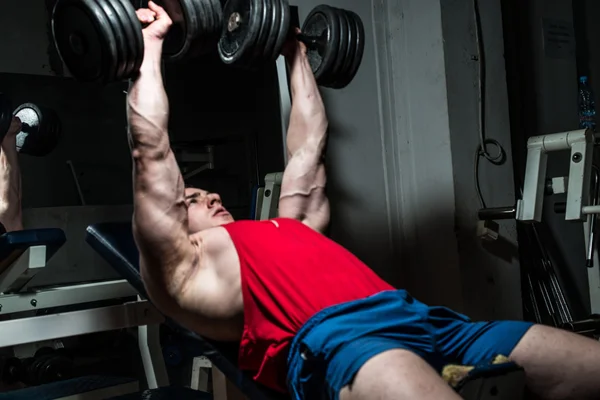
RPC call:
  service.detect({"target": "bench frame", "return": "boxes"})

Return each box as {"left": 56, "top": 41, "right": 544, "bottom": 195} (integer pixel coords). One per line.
{"left": 0, "top": 243, "right": 170, "bottom": 397}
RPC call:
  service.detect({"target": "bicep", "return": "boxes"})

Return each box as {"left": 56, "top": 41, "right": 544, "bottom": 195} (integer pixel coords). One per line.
{"left": 279, "top": 147, "right": 330, "bottom": 232}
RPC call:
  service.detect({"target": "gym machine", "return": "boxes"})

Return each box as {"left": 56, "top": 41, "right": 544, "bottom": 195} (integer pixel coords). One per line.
{"left": 478, "top": 128, "right": 600, "bottom": 335}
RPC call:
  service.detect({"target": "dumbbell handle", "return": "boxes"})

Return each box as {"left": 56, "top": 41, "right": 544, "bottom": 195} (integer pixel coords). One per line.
{"left": 297, "top": 33, "right": 325, "bottom": 51}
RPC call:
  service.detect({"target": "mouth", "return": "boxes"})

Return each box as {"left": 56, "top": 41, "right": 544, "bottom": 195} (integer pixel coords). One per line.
{"left": 213, "top": 208, "right": 230, "bottom": 217}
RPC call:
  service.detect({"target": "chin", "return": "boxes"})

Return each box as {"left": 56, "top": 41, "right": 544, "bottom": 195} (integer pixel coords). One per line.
{"left": 215, "top": 215, "right": 235, "bottom": 226}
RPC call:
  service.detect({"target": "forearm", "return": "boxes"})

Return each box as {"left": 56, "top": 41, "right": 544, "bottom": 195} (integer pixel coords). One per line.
{"left": 286, "top": 53, "right": 328, "bottom": 158}
{"left": 0, "top": 138, "right": 23, "bottom": 231}
{"left": 279, "top": 50, "right": 330, "bottom": 232}
{"left": 128, "top": 41, "right": 169, "bottom": 154}
{"left": 128, "top": 40, "right": 194, "bottom": 289}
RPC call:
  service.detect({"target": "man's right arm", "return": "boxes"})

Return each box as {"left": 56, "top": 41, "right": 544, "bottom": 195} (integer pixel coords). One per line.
{"left": 128, "top": 4, "right": 201, "bottom": 312}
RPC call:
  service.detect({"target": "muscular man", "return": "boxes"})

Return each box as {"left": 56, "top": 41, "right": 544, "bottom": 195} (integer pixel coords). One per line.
{"left": 128, "top": 3, "right": 600, "bottom": 399}
{"left": 0, "top": 116, "right": 23, "bottom": 233}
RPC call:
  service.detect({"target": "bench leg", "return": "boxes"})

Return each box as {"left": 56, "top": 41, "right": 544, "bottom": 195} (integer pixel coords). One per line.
{"left": 191, "top": 356, "right": 212, "bottom": 392}
{"left": 138, "top": 323, "right": 169, "bottom": 389}
{"left": 212, "top": 366, "right": 248, "bottom": 400}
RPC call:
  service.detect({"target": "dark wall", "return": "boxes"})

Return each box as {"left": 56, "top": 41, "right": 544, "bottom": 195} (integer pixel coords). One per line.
{"left": 0, "top": 54, "right": 284, "bottom": 218}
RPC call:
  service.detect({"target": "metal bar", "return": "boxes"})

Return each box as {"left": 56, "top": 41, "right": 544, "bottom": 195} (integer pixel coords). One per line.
{"left": 0, "top": 280, "right": 137, "bottom": 315}
{"left": 57, "top": 381, "right": 139, "bottom": 400}
{"left": 191, "top": 356, "right": 212, "bottom": 392}
{"left": 138, "top": 312, "right": 169, "bottom": 389}
{"left": 583, "top": 205, "right": 600, "bottom": 214}
{"left": 276, "top": 56, "right": 291, "bottom": 165}
{"left": 0, "top": 246, "right": 46, "bottom": 293}
{"left": 587, "top": 166, "right": 599, "bottom": 267}
{"left": 183, "top": 164, "right": 212, "bottom": 180}
{"left": 259, "top": 172, "right": 284, "bottom": 220}
{"left": 566, "top": 140, "right": 593, "bottom": 221}
{"left": 0, "top": 300, "right": 164, "bottom": 348}
{"left": 477, "top": 206, "right": 516, "bottom": 220}
{"left": 532, "top": 224, "right": 572, "bottom": 323}
{"left": 518, "top": 146, "right": 547, "bottom": 222}
{"left": 66, "top": 160, "right": 86, "bottom": 206}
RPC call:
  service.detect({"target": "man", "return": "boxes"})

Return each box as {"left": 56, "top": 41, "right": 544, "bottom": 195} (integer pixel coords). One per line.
{"left": 0, "top": 116, "right": 23, "bottom": 233}
{"left": 129, "top": 3, "right": 600, "bottom": 399}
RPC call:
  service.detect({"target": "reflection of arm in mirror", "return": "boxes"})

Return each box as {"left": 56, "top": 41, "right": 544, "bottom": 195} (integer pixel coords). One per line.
{"left": 0, "top": 117, "right": 23, "bottom": 232}
{"left": 128, "top": 2, "right": 200, "bottom": 311}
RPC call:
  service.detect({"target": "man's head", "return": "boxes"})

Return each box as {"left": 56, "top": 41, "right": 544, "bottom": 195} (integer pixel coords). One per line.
{"left": 184, "top": 187, "right": 234, "bottom": 233}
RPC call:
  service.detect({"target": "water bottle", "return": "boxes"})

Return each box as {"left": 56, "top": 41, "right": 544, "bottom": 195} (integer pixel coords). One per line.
{"left": 578, "top": 76, "right": 597, "bottom": 131}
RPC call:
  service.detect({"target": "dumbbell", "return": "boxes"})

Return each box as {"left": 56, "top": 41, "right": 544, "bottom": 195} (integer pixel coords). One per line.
{"left": 51, "top": 0, "right": 224, "bottom": 84}
{"left": 0, "top": 356, "right": 22, "bottom": 385}
{"left": 0, "top": 93, "right": 62, "bottom": 157}
{"left": 20, "top": 347, "right": 73, "bottom": 386}
{"left": 218, "top": 1, "right": 365, "bottom": 89}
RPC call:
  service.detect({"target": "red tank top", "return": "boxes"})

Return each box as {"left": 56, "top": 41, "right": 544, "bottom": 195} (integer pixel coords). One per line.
{"left": 222, "top": 218, "right": 394, "bottom": 393}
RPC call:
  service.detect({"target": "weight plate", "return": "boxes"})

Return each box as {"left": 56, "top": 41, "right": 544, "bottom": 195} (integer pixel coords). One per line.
{"left": 52, "top": 0, "right": 118, "bottom": 83}
{"left": 189, "top": 0, "right": 208, "bottom": 54}
{"left": 218, "top": 0, "right": 262, "bottom": 65}
{"left": 272, "top": 0, "right": 290, "bottom": 63}
{"left": 250, "top": 0, "right": 270, "bottom": 64}
{"left": 202, "top": 0, "right": 216, "bottom": 44}
{"left": 320, "top": 7, "right": 348, "bottom": 87}
{"left": 302, "top": 5, "right": 340, "bottom": 83}
{"left": 329, "top": 9, "right": 355, "bottom": 89}
{"left": 208, "top": 0, "right": 225, "bottom": 43}
{"left": 34, "top": 347, "right": 56, "bottom": 358}
{"left": 156, "top": 0, "right": 192, "bottom": 60}
{"left": 96, "top": 0, "right": 128, "bottom": 81}
{"left": 105, "top": 0, "right": 136, "bottom": 79}
{"left": 118, "top": 0, "right": 144, "bottom": 77}
{"left": 13, "top": 104, "right": 62, "bottom": 157}
{"left": 196, "top": 0, "right": 221, "bottom": 55}
{"left": 263, "top": 0, "right": 280, "bottom": 62}
{"left": 2, "top": 357, "right": 22, "bottom": 384}
{"left": 0, "top": 94, "right": 12, "bottom": 141}
{"left": 337, "top": 10, "right": 364, "bottom": 89}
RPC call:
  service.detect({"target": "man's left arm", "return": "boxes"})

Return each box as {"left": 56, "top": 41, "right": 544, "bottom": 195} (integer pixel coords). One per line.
{"left": 278, "top": 39, "right": 330, "bottom": 233}
{"left": 0, "top": 117, "right": 23, "bottom": 231}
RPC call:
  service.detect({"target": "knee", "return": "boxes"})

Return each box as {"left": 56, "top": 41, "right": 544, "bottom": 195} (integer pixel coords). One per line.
{"left": 509, "top": 324, "right": 600, "bottom": 399}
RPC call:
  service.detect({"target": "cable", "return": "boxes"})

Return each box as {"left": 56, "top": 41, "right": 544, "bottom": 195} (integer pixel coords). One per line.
{"left": 472, "top": 0, "right": 506, "bottom": 209}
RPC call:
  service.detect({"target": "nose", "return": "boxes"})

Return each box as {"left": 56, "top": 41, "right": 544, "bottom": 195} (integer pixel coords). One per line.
{"left": 206, "top": 193, "right": 221, "bottom": 208}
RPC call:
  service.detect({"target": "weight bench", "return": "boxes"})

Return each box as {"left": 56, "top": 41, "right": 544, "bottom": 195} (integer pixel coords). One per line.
{"left": 0, "top": 228, "right": 66, "bottom": 294}
{"left": 85, "top": 222, "right": 287, "bottom": 400}
{"left": 85, "top": 222, "right": 526, "bottom": 400}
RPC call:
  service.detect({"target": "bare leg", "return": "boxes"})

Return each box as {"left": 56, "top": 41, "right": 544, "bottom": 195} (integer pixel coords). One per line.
{"left": 339, "top": 349, "right": 461, "bottom": 400}
{"left": 0, "top": 117, "right": 23, "bottom": 231}
{"left": 510, "top": 324, "right": 600, "bottom": 399}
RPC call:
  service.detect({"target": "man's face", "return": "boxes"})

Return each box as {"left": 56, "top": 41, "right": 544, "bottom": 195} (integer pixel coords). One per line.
{"left": 185, "top": 188, "right": 234, "bottom": 233}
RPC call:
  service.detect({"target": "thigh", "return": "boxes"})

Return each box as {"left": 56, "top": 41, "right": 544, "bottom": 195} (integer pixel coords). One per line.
{"left": 339, "top": 348, "right": 461, "bottom": 400}
{"left": 509, "top": 324, "right": 600, "bottom": 399}
{"left": 430, "top": 306, "right": 533, "bottom": 366}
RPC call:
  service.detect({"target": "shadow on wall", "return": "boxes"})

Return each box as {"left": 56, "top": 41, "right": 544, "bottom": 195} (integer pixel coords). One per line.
{"left": 317, "top": 90, "right": 407, "bottom": 294}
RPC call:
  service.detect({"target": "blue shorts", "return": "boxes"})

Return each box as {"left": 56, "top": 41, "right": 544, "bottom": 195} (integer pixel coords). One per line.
{"left": 286, "top": 290, "right": 533, "bottom": 400}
